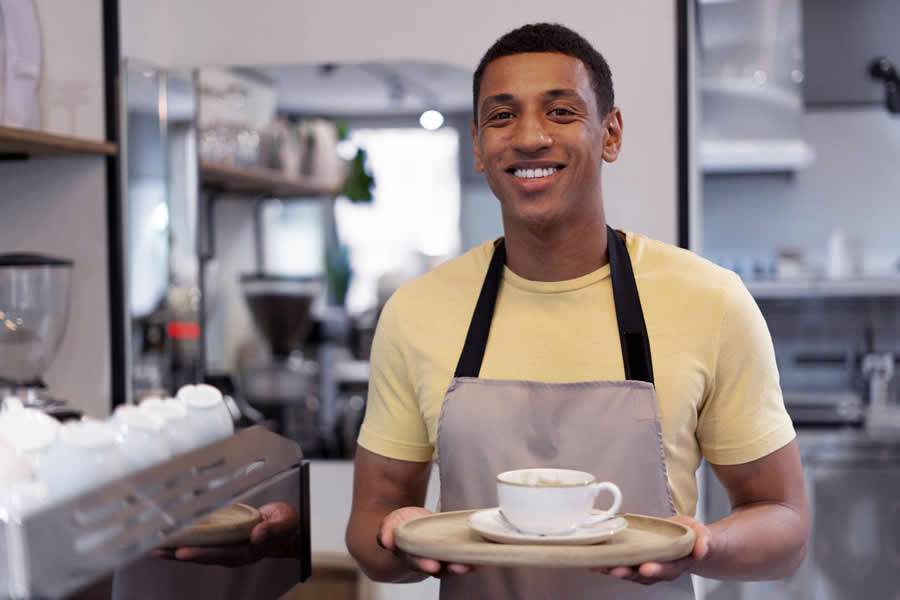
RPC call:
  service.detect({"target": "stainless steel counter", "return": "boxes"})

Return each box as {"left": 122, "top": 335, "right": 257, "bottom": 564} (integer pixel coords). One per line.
{"left": 698, "top": 427, "right": 900, "bottom": 600}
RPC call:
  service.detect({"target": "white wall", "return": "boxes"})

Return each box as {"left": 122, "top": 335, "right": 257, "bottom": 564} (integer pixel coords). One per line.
{"left": 0, "top": 0, "right": 110, "bottom": 417}
{"left": 118, "top": 0, "right": 171, "bottom": 67}
{"left": 120, "top": 0, "right": 681, "bottom": 245}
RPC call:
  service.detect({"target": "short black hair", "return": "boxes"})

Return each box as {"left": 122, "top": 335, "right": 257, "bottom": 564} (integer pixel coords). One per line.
{"left": 472, "top": 23, "right": 614, "bottom": 121}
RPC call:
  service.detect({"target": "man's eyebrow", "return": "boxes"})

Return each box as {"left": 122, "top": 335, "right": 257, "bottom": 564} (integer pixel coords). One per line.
{"left": 480, "top": 93, "right": 516, "bottom": 111}
{"left": 542, "top": 89, "right": 584, "bottom": 101}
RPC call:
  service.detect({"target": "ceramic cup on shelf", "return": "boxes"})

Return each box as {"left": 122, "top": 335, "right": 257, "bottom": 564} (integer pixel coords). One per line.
{"left": 111, "top": 405, "right": 171, "bottom": 472}
{"left": 0, "top": 437, "right": 33, "bottom": 487}
{"left": 37, "top": 418, "right": 128, "bottom": 504}
{"left": 0, "top": 401, "right": 61, "bottom": 470}
{"left": 177, "top": 384, "right": 234, "bottom": 447}
{"left": 140, "top": 396, "right": 196, "bottom": 455}
{"left": 0, "top": 439, "right": 48, "bottom": 518}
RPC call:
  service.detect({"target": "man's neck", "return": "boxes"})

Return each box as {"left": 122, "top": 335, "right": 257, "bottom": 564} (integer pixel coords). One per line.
{"left": 502, "top": 211, "right": 609, "bottom": 282}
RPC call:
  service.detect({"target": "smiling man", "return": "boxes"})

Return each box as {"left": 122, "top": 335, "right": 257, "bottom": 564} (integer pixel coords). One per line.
{"left": 346, "top": 23, "right": 809, "bottom": 599}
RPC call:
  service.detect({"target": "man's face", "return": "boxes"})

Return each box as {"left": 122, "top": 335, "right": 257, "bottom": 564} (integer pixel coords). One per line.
{"left": 472, "top": 52, "right": 622, "bottom": 229}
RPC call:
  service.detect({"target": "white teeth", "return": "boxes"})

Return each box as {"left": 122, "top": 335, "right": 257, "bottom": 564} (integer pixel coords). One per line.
{"left": 513, "top": 167, "right": 558, "bottom": 179}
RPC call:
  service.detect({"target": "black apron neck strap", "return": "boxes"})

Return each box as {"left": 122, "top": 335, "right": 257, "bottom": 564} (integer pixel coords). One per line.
{"left": 606, "top": 225, "right": 654, "bottom": 384}
{"left": 454, "top": 240, "right": 506, "bottom": 378}
{"left": 454, "top": 228, "right": 653, "bottom": 384}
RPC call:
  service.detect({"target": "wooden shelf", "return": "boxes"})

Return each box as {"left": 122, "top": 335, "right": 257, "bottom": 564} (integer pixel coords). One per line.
{"left": 201, "top": 161, "right": 340, "bottom": 197}
{"left": 747, "top": 277, "right": 900, "bottom": 299}
{"left": 0, "top": 125, "right": 116, "bottom": 157}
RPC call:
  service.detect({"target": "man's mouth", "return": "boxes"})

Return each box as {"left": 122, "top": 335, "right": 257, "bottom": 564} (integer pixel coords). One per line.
{"left": 508, "top": 166, "right": 563, "bottom": 180}
{"left": 503, "top": 164, "right": 566, "bottom": 191}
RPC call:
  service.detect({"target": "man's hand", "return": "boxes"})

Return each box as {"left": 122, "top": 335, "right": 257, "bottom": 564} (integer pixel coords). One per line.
{"left": 595, "top": 515, "right": 712, "bottom": 585}
{"left": 378, "top": 507, "right": 476, "bottom": 578}
{"left": 155, "top": 502, "right": 299, "bottom": 568}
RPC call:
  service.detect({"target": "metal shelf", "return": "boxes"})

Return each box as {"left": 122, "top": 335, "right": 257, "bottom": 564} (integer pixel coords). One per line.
{"left": 747, "top": 277, "right": 900, "bottom": 299}
{"left": 200, "top": 161, "right": 340, "bottom": 197}
{"left": 1, "top": 427, "right": 308, "bottom": 599}
{"left": 0, "top": 126, "right": 117, "bottom": 158}
{"left": 700, "top": 139, "right": 815, "bottom": 174}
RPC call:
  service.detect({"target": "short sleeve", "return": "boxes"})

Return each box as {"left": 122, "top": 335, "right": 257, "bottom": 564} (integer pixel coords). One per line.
{"left": 697, "top": 273, "right": 796, "bottom": 465}
{"left": 356, "top": 293, "right": 434, "bottom": 462}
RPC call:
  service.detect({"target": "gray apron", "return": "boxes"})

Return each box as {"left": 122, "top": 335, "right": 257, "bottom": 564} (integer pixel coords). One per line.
{"left": 437, "top": 227, "right": 695, "bottom": 600}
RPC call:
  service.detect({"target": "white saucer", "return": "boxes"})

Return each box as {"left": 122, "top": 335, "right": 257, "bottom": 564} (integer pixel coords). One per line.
{"left": 468, "top": 508, "right": 628, "bottom": 546}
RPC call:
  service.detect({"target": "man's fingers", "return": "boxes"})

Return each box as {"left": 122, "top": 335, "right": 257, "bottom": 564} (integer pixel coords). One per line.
{"left": 259, "top": 503, "right": 299, "bottom": 530}
{"left": 377, "top": 513, "right": 402, "bottom": 551}
{"left": 639, "top": 558, "right": 691, "bottom": 579}
{"left": 249, "top": 523, "right": 271, "bottom": 546}
{"left": 173, "top": 545, "right": 257, "bottom": 567}
{"left": 638, "top": 562, "right": 666, "bottom": 578}
{"left": 448, "top": 563, "right": 473, "bottom": 575}
{"left": 253, "top": 503, "right": 299, "bottom": 543}
{"left": 379, "top": 522, "right": 396, "bottom": 551}
{"left": 413, "top": 557, "right": 442, "bottom": 573}
{"left": 257, "top": 502, "right": 294, "bottom": 520}
{"left": 375, "top": 530, "right": 388, "bottom": 550}
{"left": 670, "top": 515, "right": 711, "bottom": 561}
{"left": 608, "top": 566, "right": 635, "bottom": 579}
{"left": 693, "top": 532, "right": 710, "bottom": 560}
{"left": 411, "top": 559, "right": 475, "bottom": 577}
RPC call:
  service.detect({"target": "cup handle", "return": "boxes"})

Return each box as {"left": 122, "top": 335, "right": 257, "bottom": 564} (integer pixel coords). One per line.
{"left": 589, "top": 481, "right": 622, "bottom": 516}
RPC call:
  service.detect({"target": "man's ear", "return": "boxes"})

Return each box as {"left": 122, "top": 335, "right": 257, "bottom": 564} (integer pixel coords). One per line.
{"left": 601, "top": 107, "right": 623, "bottom": 163}
{"left": 471, "top": 119, "right": 485, "bottom": 173}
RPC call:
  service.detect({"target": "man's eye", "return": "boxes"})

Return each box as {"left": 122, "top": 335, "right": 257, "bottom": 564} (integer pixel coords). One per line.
{"left": 490, "top": 111, "right": 514, "bottom": 121}
{"left": 550, "top": 108, "right": 575, "bottom": 117}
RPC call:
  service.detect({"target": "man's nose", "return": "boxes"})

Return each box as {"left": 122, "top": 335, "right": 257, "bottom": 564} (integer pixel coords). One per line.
{"left": 512, "top": 113, "right": 552, "bottom": 153}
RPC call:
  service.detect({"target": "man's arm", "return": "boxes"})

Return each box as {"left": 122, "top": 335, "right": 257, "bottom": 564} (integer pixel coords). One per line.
{"left": 698, "top": 440, "right": 809, "bottom": 579}
{"left": 603, "top": 440, "right": 809, "bottom": 584}
{"left": 345, "top": 447, "right": 433, "bottom": 582}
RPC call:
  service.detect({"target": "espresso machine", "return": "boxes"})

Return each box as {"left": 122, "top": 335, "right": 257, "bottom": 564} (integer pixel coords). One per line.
{"left": 239, "top": 273, "right": 323, "bottom": 456}
{"left": 0, "top": 254, "right": 80, "bottom": 420}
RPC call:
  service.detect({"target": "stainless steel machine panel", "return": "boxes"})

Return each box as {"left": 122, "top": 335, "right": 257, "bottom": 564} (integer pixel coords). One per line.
{"left": 699, "top": 430, "right": 900, "bottom": 599}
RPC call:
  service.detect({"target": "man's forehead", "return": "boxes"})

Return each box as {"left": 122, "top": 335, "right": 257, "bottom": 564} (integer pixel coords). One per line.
{"left": 479, "top": 53, "right": 592, "bottom": 104}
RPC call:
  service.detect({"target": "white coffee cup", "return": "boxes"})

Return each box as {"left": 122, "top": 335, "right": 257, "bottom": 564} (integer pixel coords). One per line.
{"left": 496, "top": 468, "right": 623, "bottom": 535}
{"left": 111, "top": 405, "right": 171, "bottom": 472}
{"left": 0, "top": 405, "right": 61, "bottom": 470}
{"left": 0, "top": 437, "right": 33, "bottom": 486}
{"left": 177, "top": 384, "right": 234, "bottom": 446}
{"left": 0, "top": 480, "right": 49, "bottom": 519}
{"left": 38, "top": 419, "right": 128, "bottom": 504}
{"left": 140, "top": 397, "right": 197, "bottom": 455}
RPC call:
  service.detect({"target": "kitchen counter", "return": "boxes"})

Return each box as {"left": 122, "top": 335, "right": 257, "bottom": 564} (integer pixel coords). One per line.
{"left": 796, "top": 426, "right": 900, "bottom": 462}
{"left": 699, "top": 426, "right": 900, "bottom": 600}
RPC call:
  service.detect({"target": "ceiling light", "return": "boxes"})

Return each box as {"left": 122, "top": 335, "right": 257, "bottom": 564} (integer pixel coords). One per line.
{"left": 336, "top": 139, "right": 358, "bottom": 160}
{"left": 419, "top": 109, "right": 444, "bottom": 131}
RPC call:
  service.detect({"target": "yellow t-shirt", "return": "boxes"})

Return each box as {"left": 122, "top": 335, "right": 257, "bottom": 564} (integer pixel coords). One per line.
{"left": 357, "top": 231, "right": 795, "bottom": 516}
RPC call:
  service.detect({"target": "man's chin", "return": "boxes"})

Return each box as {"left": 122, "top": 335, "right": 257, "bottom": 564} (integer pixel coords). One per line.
{"left": 507, "top": 202, "right": 566, "bottom": 230}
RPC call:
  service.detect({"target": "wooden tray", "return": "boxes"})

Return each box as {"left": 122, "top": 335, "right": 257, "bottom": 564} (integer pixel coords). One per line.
{"left": 164, "top": 504, "right": 261, "bottom": 547}
{"left": 395, "top": 511, "right": 694, "bottom": 568}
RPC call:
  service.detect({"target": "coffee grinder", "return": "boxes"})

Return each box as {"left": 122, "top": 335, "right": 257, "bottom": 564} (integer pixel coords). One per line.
{"left": 0, "top": 254, "right": 80, "bottom": 420}
{"left": 240, "top": 273, "right": 323, "bottom": 456}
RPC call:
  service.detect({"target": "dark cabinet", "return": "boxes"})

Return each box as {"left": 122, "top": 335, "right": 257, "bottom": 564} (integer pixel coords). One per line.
{"left": 804, "top": 0, "right": 900, "bottom": 107}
